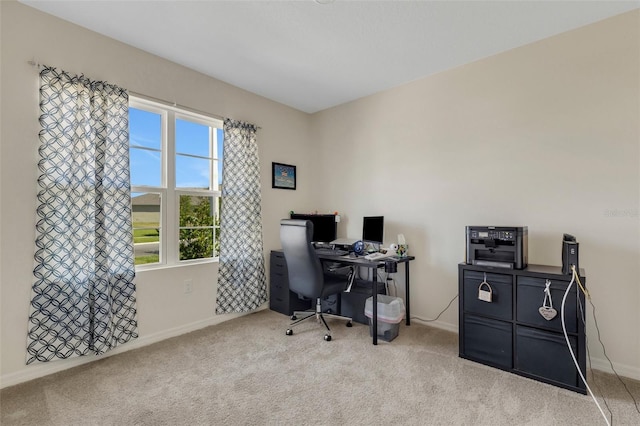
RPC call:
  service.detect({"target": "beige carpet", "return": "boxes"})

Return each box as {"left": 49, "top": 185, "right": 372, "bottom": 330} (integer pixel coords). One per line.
{"left": 2, "top": 309, "right": 639, "bottom": 425}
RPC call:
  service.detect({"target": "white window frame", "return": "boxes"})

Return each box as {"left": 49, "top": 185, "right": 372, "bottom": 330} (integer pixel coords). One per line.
{"left": 130, "top": 96, "right": 223, "bottom": 270}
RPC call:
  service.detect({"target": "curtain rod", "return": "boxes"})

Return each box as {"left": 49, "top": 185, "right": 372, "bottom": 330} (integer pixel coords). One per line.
{"left": 129, "top": 90, "right": 227, "bottom": 123}
{"left": 27, "top": 60, "right": 260, "bottom": 129}
{"left": 130, "top": 92, "right": 261, "bottom": 131}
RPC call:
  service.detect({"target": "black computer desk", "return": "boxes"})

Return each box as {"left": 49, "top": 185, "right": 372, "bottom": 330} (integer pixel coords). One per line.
{"left": 316, "top": 252, "right": 416, "bottom": 345}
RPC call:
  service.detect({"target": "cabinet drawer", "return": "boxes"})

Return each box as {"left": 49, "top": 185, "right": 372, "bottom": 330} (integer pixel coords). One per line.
{"left": 463, "top": 271, "right": 513, "bottom": 320}
{"left": 270, "top": 292, "right": 312, "bottom": 316}
{"left": 270, "top": 270, "right": 288, "bottom": 285}
{"left": 270, "top": 257, "right": 288, "bottom": 281}
{"left": 463, "top": 314, "right": 512, "bottom": 369}
{"left": 270, "top": 255, "right": 287, "bottom": 270}
{"left": 515, "top": 325, "right": 579, "bottom": 388}
{"left": 269, "top": 280, "right": 288, "bottom": 298}
{"left": 269, "top": 295, "right": 289, "bottom": 315}
{"left": 516, "top": 276, "right": 578, "bottom": 333}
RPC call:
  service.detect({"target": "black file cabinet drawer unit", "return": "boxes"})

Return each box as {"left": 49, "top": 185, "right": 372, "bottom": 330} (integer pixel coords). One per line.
{"left": 269, "top": 251, "right": 312, "bottom": 315}
{"left": 458, "top": 263, "right": 586, "bottom": 394}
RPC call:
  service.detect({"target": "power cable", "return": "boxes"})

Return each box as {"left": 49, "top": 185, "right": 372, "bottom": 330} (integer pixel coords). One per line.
{"left": 573, "top": 268, "right": 640, "bottom": 416}
{"left": 411, "top": 294, "right": 458, "bottom": 323}
{"left": 578, "top": 290, "right": 613, "bottom": 423}
{"left": 588, "top": 296, "right": 640, "bottom": 415}
{"left": 586, "top": 338, "right": 614, "bottom": 424}
{"left": 562, "top": 266, "right": 610, "bottom": 425}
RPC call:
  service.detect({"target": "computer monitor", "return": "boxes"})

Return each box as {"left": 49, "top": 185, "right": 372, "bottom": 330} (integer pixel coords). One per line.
{"left": 290, "top": 213, "right": 337, "bottom": 243}
{"left": 362, "top": 216, "right": 384, "bottom": 245}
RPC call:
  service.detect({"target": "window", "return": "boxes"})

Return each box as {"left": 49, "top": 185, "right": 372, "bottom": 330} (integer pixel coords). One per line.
{"left": 129, "top": 97, "right": 224, "bottom": 267}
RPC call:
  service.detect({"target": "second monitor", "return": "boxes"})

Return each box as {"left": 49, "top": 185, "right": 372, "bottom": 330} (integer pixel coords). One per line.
{"left": 362, "top": 216, "right": 384, "bottom": 247}
{"left": 290, "top": 213, "right": 337, "bottom": 243}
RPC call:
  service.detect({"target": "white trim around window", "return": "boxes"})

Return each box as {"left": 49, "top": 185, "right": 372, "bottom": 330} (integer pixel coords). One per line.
{"left": 130, "top": 96, "right": 223, "bottom": 271}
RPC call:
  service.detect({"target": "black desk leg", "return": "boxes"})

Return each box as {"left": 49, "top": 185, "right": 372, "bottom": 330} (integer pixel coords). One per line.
{"left": 405, "top": 262, "right": 411, "bottom": 326}
{"left": 372, "top": 270, "right": 378, "bottom": 345}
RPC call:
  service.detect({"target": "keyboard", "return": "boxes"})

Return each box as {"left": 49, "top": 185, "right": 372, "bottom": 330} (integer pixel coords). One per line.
{"left": 364, "top": 250, "right": 396, "bottom": 261}
{"left": 315, "top": 248, "right": 349, "bottom": 256}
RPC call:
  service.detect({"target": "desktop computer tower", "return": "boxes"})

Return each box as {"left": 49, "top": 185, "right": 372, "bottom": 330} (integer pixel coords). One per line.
{"left": 340, "top": 279, "right": 386, "bottom": 325}
{"left": 319, "top": 293, "right": 341, "bottom": 315}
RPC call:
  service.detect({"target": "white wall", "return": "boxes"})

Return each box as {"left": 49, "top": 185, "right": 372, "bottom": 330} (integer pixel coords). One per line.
{"left": 2, "top": 1, "right": 638, "bottom": 388}
{"left": 0, "top": 1, "right": 317, "bottom": 387}
{"left": 311, "top": 10, "right": 640, "bottom": 378}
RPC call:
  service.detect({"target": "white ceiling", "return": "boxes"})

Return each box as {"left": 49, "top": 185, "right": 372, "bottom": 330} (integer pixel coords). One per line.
{"left": 20, "top": 0, "right": 640, "bottom": 113}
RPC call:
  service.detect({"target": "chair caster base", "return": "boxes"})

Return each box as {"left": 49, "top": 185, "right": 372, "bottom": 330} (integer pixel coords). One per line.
{"left": 290, "top": 315, "right": 297, "bottom": 320}
{"left": 324, "top": 334, "right": 332, "bottom": 341}
{"left": 346, "top": 322, "right": 352, "bottom": 327}
{"left": 286, "top": 329, "right": 293, "bottom": 336}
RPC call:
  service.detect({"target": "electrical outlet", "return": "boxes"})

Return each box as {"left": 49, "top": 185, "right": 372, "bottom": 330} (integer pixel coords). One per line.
{"left": 184, "top": 279, "right": 193, "bottom": 294}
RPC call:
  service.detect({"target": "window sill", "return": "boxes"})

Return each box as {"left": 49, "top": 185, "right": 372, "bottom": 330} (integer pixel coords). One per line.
{"left": 135, "top": 257, "right": 219, "bottom": 273}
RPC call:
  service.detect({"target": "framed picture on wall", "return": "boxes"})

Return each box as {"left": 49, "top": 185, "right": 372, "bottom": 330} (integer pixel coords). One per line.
{"left": 272, "top": 162, "right": 296, "bottom": 190}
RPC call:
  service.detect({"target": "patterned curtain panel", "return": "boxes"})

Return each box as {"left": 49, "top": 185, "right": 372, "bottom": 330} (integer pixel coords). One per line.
{"left": 216, "top": 119, "right": 268, "bottom": 313}
{"left": 27, "top": 66, "right": 138, "bottom": 364}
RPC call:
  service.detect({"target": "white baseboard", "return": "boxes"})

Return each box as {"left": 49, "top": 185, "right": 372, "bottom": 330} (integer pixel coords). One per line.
{"left": 0, "top": 310, "right": 250, "bottom": 389}
{"left": 410, "top": 317, "right": 458, "bottom": 333}
{"left": 588, "top": 356, "right": 640, "bottom": 381}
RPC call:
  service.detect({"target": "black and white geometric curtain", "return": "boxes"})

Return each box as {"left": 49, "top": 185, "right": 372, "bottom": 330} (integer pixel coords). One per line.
{"left": 215, "top": 119, "right": 268, "bottom": 313}
{"left": 27, "top": 66, "right": 138, "bottom": 364}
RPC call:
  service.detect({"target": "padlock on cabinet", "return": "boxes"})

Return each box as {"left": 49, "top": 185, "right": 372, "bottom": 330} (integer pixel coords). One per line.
{"left": 478, "top": 281, "right": 493, "bottom": 303}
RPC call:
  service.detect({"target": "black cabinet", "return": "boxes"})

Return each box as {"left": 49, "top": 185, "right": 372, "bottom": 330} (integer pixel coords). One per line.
{"left": 459, "top": 263, "right": 586, "bottom": 394}
{"left": 269, "top": 251, "right": 312, "bottom": 315}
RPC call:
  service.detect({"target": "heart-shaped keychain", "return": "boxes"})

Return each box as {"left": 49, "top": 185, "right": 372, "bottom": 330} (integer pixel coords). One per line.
{"left": 539, "top": 279, "right": 557, "bottom": 321}
{"left": 539, "top": 306, "right": 557, "bottom": 320}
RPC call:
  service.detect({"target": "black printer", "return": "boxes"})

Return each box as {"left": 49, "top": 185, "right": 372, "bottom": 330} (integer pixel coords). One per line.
{"left": 466, "top": 226, "right": 528, "bottom": 269}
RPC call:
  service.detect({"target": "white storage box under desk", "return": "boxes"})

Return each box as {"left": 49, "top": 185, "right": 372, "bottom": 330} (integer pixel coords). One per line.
{"left": 365, "top": 295, "right": 405, "bottom": 342}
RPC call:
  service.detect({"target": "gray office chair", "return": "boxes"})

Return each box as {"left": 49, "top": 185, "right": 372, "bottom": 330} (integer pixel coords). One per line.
{"left": 280, "top": 219, "right": 353, "bottom": 341}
